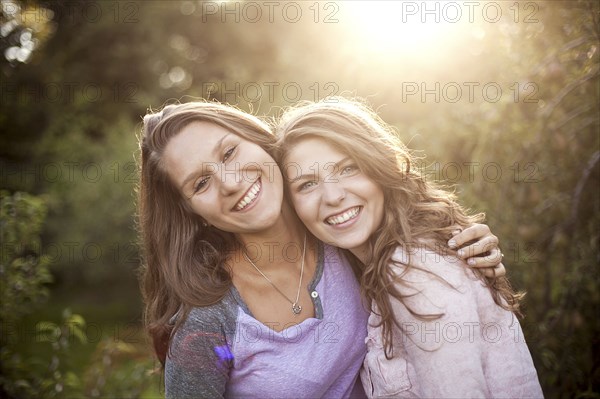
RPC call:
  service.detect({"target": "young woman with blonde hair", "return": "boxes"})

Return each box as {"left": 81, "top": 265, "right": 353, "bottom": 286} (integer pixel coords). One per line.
{"left": 276, "top": 98, "right": 543, "bottom": 398}
{"left": 138, "top": 101, "right": 506, "bottom": 398}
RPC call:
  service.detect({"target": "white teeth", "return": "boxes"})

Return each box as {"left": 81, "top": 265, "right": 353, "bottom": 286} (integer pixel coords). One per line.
{"left": 326, "top": 207, "right": 360, "bottom": 225}
{"left": 235, "top": 180, "right": 261, "bottom": 211}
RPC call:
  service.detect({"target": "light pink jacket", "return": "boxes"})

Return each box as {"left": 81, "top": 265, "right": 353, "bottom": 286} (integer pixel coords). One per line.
{"left": 360, "top": 247, "right": 544, "bottom": 398}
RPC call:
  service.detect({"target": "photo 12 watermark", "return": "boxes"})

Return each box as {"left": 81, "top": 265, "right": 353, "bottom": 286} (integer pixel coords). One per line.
{"left": 388, "top": 1, "right": 540, "bottom": 24}
{"left": 11, "top": 1, "right": 141, "bottom": 25}
{"left": 201, "top": 81, "right": 340, "bottom": 104}
{"left": 400, "top": 81, "right": 539, "bottom": 104}
{"left": 197, "top": 1, "right": 340, "bottom": 24}
{"left": 1, "top": 81, "right": 139, "bottom": 104}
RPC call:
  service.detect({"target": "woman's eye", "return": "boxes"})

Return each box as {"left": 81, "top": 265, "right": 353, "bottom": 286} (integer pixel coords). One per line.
{"left": 223, "top": 146, "right": 237, "bottom": 162}
{"left": 193, "top": 176, "right": 210, "bottom": 193}
{"left": 298, "top": 181, "right": 317, "bottom": 191}
{"left": 341, "top": 164, "right": 358, "bottom": 175}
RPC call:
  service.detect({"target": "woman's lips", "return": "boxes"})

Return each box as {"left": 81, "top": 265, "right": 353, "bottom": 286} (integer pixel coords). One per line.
{"left": 234, "top": 178, "right": 262, "bottom": 211}
{"left": 325, "top": 206, "right": 362, "bottom": 226}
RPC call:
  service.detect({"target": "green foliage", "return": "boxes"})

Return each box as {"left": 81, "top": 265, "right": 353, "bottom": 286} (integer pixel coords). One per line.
{"left": 0, "top": 192, "right": 85, "bottom": 398}
{"left": 0, "top": 191, "right": 52, "bottom": 319}
{"left": 34, "top": 115, "right": 140, "bottom": 287}
{"left": 82, "top": 339, "right": 158, "bottom": 399}
{"left": 0, "top": 191, "right": 157, "bottom": 398}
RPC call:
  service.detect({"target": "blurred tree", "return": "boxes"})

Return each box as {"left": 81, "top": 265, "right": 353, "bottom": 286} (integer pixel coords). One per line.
{"left": 0, "top": 191, "right": 51, "bottom": 318}
{"left": 0, "top": 190, "right": 81, "bottom": 398}
{"left": 0, "top": 0, "right": 54, "bottom": 71}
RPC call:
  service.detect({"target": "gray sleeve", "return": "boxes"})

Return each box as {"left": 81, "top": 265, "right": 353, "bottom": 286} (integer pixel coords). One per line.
{"left": 165, "top": 299, "right": 237, "bottom": 399}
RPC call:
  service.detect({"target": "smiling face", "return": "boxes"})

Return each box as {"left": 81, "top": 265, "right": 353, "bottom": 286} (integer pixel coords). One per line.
{"left": 285, "top": 137, "right": 384, "bottom": 259}
{"left": 163, "top": 121, "right": 284, "bottom": 234}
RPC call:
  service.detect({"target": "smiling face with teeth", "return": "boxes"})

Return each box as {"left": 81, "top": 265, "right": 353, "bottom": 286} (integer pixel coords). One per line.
{"left": 285, "top": 137, "right": 384, "bottom": 258}
{"left": 163, "top": 121, "right": 284, "bottom": 234}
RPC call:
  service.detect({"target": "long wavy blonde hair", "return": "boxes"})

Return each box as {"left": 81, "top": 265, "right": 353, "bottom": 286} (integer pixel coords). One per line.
{"left": 275, "top": 97, "right": 523, "bottom": 357}
{"left": 138, "top": 101, "right": 277, "bottom": 364}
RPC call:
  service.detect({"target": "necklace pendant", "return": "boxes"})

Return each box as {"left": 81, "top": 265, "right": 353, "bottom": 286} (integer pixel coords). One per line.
{"left": 292, "top": 303, "right": 302, "bottom": 315}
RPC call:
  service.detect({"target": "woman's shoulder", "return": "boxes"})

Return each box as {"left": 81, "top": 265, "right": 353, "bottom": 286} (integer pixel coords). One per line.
{"left": 391, "top": 244, "right": 475, "bottom": 284}
{"left": 388, "top": 245, "right": 483, "bottom": 315}
{"left": 173, "top": 290, "right": 240, "bottom": 331}
{"left": 165, "top": 295, "right": 237, "bottom": 397}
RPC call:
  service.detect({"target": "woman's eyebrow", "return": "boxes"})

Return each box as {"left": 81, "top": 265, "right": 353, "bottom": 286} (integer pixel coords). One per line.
{"left": 211, "top": 133, "right": 231, "bottom": 157}
{"left": 288, "top": 172, "right": 315, "bottom": 184}
{"left": 288, "top": 157, "right": 351, "bottom": 183}
{"left": 180, "top": 170, "right": 201, "bottom": 191}
{"left": 180, "top": 134, "right": 232, "bottom": 190}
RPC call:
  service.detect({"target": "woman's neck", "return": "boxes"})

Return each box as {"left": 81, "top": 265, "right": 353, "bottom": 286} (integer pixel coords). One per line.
{"left": 349, "top": 243, "right": 371, "bottom": 265}
{"left": 236, "top": 202, "right": 306, "bottom": 270}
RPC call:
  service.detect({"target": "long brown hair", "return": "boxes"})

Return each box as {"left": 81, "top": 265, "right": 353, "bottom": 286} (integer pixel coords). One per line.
{"left": 138, "top": 101, "right": 276, "bottom": 365}
{"left": 275, "top": 97, "right": 523, "bottom": 358}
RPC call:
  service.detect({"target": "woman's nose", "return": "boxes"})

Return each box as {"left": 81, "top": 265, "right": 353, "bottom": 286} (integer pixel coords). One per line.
{"left": 218, "top": 165, "right": 244, "bottom": 195}
{"left": 322, "top": 181, "right": 346, "bottom": 205}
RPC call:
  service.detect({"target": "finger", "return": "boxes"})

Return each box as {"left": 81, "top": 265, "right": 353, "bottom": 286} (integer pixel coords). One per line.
{"left": 448, "top": 223, "right": 492, "bottom": 248}
{"left": 458, "top": 237, "right": 499, "bottom": 259}
{"left": 466, "top": 247, "right": 503, "bottom": 267}
{"left": 480, "top": 262, "right": 506, "bottom": 278}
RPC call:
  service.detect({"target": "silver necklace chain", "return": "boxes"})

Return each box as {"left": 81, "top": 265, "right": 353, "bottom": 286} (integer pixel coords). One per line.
{"left": 242, "top": 234, "right": 306, "bottom": 315}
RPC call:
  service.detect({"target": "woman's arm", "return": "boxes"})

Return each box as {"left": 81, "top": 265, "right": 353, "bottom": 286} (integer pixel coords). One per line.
{"left": 165, "top": 310, "right": 232, "bottom": 399}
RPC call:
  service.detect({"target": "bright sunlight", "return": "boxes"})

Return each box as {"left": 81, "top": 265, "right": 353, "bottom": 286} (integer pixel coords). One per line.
{"left": 342, "top": 1, "right": 477, "bottom": 61}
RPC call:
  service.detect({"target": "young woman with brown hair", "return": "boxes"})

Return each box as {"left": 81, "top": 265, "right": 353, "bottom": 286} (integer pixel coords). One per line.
{"left": 277, "top": 98, "right": 543, "bottom": 398}
{"left": 138, "top": 101, "right": 506, "bottom": 398}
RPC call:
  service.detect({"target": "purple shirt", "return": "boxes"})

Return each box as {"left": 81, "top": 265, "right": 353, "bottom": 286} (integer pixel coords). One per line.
{"left": 166, "top": 243, "right": 369, "bottom": 398}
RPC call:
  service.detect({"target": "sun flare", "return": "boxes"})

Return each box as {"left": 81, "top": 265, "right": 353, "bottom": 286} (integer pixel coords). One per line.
{"left": 342, "top": 1, "right": 472, "bottom": 60}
